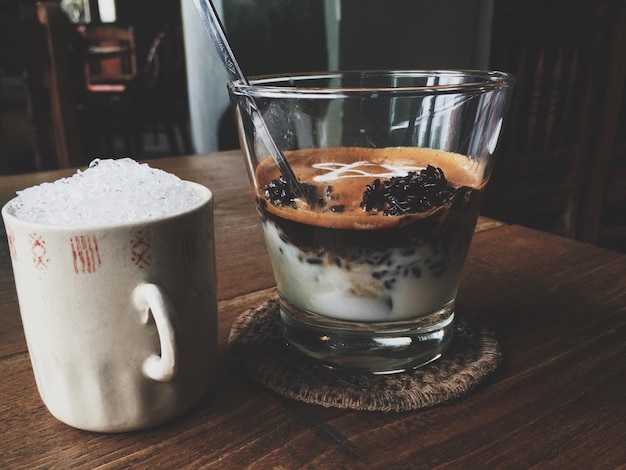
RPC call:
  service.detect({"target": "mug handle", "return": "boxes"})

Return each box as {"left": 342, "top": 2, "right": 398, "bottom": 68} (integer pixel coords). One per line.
{"left": 132, "top": 283, "right": 179, "bottom": 382}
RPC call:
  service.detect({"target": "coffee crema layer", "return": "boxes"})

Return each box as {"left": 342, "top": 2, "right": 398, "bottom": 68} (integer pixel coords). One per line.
{"left": 255, "top": 146, "right": 483, "bottom": 230}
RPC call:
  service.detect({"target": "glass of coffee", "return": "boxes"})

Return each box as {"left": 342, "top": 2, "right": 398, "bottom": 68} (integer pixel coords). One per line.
{"left": 229, "top": 70, "right": 513, "bottom": 374}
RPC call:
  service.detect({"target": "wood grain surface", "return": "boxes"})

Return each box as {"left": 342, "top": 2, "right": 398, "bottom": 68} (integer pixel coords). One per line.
{"left": 1, "top": 152, "right": 625, "bottom": 469}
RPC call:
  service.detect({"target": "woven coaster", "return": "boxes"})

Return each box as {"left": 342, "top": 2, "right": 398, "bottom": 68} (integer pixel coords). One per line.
{"left": 228, "top": 297, "right": 502, "bottom": 412}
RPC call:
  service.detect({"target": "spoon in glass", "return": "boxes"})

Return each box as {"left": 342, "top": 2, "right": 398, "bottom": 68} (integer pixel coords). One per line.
{"left": 192, "top": 0, "right": 315, "bottom": 206}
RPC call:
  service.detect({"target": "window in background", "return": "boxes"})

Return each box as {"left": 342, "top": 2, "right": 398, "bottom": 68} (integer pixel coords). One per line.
{"left": 98, "top": 0, "right": 117, "bottom": 23}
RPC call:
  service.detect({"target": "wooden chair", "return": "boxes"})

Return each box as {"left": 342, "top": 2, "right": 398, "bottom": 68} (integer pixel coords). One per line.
{"left": 37, "top": 2, "right": 141, "bottom": 166}
{"left": 579, "top": 5, "right": 626, "bottom": 251}
{"left": 481, "top": 1, "right": 614, "bottom": 238}
{"left": 75, "top": 25, "right": 138, "bottom": 155}
{"left": 36, "top": 1, "right": 189, "bottom": 165}
{"left": 80, "top": 24, "right": 137, "bottom": 92}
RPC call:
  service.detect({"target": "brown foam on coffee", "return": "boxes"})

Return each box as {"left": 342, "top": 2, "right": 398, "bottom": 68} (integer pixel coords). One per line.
{"left": 255, "top": 147, "right": 484, "bottom": 230}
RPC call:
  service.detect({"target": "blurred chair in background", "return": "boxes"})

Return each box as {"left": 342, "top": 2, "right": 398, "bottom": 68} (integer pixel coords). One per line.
{"left": 36, "top": 0, "right": 190, "bottom": 169}
{"left": 77, "top": 23, "right": 139, "bottom": 156}
{"left": 80, "top": 24, "right": 137, "bottom": 92}
{"left": 482, "top": 1, "right": 614, "bottom": 238}
{"left": 579, "top": 6, "right": 626, "bottom": 252}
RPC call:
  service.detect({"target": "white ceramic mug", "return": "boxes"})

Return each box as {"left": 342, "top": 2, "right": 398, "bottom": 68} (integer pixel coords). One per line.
{"left": 2, "top": 182, "right": 217, "bottom": 432}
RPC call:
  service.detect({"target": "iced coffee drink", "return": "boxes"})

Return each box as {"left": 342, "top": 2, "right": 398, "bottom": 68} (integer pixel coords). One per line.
{"left": 256, "top": 147, "right": 482, "bottom": 324}
{"left": 229, "top": 70, "right": 513, "bottom": 373}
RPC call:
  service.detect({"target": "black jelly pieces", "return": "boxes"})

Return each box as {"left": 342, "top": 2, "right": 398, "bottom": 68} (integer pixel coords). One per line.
{"left": 264, "top": 177, "right": 318, "bottom": 209}
{"left": 360, "top": 165, "right": 467, "bottom": 215}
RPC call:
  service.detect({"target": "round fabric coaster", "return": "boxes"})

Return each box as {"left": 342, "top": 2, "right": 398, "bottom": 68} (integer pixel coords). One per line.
{"left": 228, "top": 297, "right": 502, "bottom": 412}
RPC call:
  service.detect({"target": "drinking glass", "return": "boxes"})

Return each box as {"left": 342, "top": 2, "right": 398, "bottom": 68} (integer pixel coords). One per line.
{"left": 229, "top": 70, "right": 513, "bottom": 374}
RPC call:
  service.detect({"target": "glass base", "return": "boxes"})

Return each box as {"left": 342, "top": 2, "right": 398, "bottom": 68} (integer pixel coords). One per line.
{"left": 279, "top": 297, "right": 455, "bottom": 375}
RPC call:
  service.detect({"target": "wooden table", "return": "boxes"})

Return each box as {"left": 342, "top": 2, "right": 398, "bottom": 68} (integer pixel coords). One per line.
{"left": 1, "top": 151, "right": 625, "bottom": 468}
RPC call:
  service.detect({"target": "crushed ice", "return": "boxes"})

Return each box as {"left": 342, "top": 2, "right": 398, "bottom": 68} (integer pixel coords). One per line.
{"left": 9, "top": 158, "right": 203, "bottom": 227}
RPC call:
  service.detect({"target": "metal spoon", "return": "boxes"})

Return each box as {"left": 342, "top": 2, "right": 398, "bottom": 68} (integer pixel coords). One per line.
{"left": 192, "top": 0, "right": 314, "bottom": 206}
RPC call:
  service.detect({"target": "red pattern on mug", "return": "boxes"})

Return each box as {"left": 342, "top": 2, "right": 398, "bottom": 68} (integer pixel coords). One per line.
{"left": 130, "top": 228, "right": 152, "bottom": 268}
{"left": 71, "top": 235, "right": 101, "bottom": 274}
{"left": 29, "top": 233, "right": 48, "bottom": 269}
{"left": 7, "top": 228, "right": 16, "bottom": 260}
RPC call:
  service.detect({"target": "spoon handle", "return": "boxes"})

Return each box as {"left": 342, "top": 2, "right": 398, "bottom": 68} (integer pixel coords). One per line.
{"left": 192, "top": 0, "right": 314, "bottom": 206}
{"left": 192, "top": 0, "right": 247, "bottom": 85}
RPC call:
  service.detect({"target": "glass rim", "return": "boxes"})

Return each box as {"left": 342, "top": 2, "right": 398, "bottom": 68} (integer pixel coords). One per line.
{"left": 228, "top": 69, "right": 515, "bottom": 98}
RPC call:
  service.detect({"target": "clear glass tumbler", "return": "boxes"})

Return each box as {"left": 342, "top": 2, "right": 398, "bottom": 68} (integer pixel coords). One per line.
{"left": 229, "top": 70, "right": 513, "bottom": 374}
